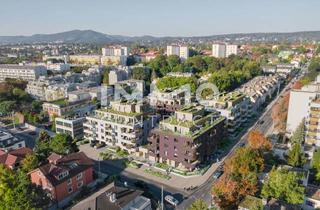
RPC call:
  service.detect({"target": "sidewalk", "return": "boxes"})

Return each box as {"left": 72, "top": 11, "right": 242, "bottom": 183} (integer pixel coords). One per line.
{"left": 79, "top": 144, "right": 219, "bottom": 189}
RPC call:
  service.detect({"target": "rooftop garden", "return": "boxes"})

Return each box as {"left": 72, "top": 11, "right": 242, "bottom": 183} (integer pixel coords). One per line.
{"left": 156, "top": 76, "right": 197, "bottom": 93}
{"left": 101, "top": 107, "right": 143, "bottom": 117}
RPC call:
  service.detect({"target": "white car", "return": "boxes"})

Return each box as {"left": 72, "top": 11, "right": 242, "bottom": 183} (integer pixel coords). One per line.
{"left": 165, "top": 195, "right": 179, "bottom": 206}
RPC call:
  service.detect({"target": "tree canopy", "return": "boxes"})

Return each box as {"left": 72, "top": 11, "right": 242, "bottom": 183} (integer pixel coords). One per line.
{"left": 261, "top": 168, "right": 305, "bottom": 205}
{"left": 287, "top": 143, "right": 306, "bottom": 167}
{"left": 0, "top": 164, "right": 50, "bottom": 210}
{"left": 187, "top": 199, "right": 208, "bottom": 210}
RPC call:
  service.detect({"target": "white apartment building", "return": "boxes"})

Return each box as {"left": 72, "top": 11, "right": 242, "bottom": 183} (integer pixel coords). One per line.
{"left": 102, "top": 46, "right": 128, "bottom": 56}
{"left": 226, "top": 44, "right": 238, "bottom": 57}
{"left": 83, "top": 100, "right": 155, "bottom": 153}
{"left": 55, "top": 117, "right": 86, "bottom": 140}
{"left": 166, "top": 45, "right": 189, "bottom": 60}
{"left": 212, "top": 44, "right": 226, "bottom": 58}
{"left": 0, "top": 64, "right": 47, "bottom": 81}
{"left": 286, "top": 76, "right": 320, "bottom": 136}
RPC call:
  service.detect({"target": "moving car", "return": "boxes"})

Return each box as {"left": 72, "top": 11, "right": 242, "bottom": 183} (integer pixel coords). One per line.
{"left": 165, "top": 195, "right": 179, "bottom": 206}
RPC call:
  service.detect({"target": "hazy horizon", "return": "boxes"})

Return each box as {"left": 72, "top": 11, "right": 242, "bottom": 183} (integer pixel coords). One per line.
{"left": 1, "top": 0, "right": 320, "bottom": 36}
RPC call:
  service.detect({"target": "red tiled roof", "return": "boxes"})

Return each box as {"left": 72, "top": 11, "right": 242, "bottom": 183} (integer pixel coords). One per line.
{"left": 0, "top": 147, "right": 32, "bottom": 168}
{"left": 37, "top": 152, "right": 94, "bottom": 186}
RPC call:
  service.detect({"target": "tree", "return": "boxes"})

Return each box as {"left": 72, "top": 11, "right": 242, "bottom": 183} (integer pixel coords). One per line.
{"left": 290, "top": 119, "right": 305, "bottom": 145}
{"left": 212, "top": 147, "right": 264, "bottom": 208}
{"left": 248, "top": 130, "right": 272, "bottom": 151}
{"left": 312, "top": 150, "right": 320, "bottom": 181}
{"left": 287, "top": 143, "right": 306, "bottom": 167}
{"left": 102, "top": 68, "right": 110, "bottom": 85}
{"left": 187, "top": 199, "right": 208, "bottom": 210}
{"left": 167, "top": 55, "right": 180, "bottom": 70}
{"left": 50, "top": 133, "right": 78, "bottom": 155}
{"left": 272, "top": 93, "right": 289, "bottom": 133}
{"left": 261, "top": 168, "right": 305, "bottom": 204}
{"left": 0, "top": 101, "right": 16, "bottom": 116}
{"left": 21, "top": 154, "right": 39, "bottom": 173}
{"left": 0, "top": 165, "right": 50, "bottom": 210}
{"left": 34, "top": 131, "right": 52, "bottom": 162}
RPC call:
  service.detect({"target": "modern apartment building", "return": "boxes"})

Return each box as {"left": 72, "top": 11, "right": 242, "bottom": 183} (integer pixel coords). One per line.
{"left": 102, "top": 46, "right": 128, "bottom": 56}
{"left": 226, "top": 44, "right": 239, "bottom": 57}
{"left": 0, "top": 130, "right": 26, "bottom": 151}
{"left": 206, "top": 91, "right": 250, "bottom": 135}
{"left": 166, "top": 45, "right": 189, "bottom": 60}
{"left": 286, "top": 76, "right": 320, "bottom": 136}
{"left": 148, "top": 86, "right": 192, "bottom": 115}
{"left": 29, "top": 152, "right": 94, "bottom": 205}
{"left": 69, "top": 55, "right": 101, "bottom": 65}
{"left": 83, "top": 100, "right": 155, "bottom": 153}
{"left": 212, "top": 43, "right": 226, "bottom": 58}
{"left": 148, "top": 105, "right": 225, "bottom": 171}
{"left": 305, "top": 96, "right": 320, "bottom": 146}
{"left": 212, "top": 43, "right": 238, "bottom": 58}
{"left": 43, "top": 98, "right": 97, "bottom": 120}
{"left": 0, "top": 64, "right": 47, "bottom": 81}
{"left": 55, "top": 117, "right": 86, "bottom": 140}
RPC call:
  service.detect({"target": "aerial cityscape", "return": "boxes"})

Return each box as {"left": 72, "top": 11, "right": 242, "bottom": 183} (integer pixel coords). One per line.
{"left": 2, "top": 0, "right": 320, "bottom": 210}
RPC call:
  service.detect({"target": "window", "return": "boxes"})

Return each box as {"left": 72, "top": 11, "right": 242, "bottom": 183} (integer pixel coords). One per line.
{"left": 164, "top": 150, "right": 168, "bottom": 156}
{"left": 306, "top": 200, "right": 315, "bottom": 207}
{"left": 67, "top": 178, "right": 72, "bottom": 185}
{"left": 68, "top": 187, "right": 73, "bottom": 194}
{"left": 77, "top": 181, "right": 83, "bottom": 188}
{"left": 76, "top": 173, "right": 83, "bottom": 180}
{"left": 174, "top": 138, "right": 178, "bottom": 143}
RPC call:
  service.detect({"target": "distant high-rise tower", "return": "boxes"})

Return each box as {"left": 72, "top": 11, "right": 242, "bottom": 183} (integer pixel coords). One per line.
{"left": 167, "top": 45, "right": 189, "bottom": 61}
{"left": 212, "top": 44, "right": 226, "bottom": 58}
{"left": 226, "top": 44, "right": 238, "bottom": 57}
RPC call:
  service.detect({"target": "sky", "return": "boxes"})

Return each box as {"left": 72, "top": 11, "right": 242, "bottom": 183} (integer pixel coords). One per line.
{"left": 1, "top": 0, "right": 320, "bottom": 37}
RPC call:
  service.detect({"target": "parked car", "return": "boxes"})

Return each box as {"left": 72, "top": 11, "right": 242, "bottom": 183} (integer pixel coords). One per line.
{"left": 165, "top": 195, "right": 179, "bottom": 206}
{"left": 212, "top": 170, "right": 223, "bottom": 180}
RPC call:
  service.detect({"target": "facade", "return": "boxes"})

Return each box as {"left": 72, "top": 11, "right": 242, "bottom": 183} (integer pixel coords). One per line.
{"left": 70, "top": 182, "right": 151, "bottom": 210}
{"left": 206, "top": 91, "right": 250, "bottom": 135}
{"left": 166, "top": 45, "right": 189, "bottom": 60}
{"left": 55, "top": 117, "right": 86, "bottom": 140}
{"left": 305, "top": 96, "right": 320, "bottom": 146}
{"left": 102, "top": 46, "right": 128, "bottom": 56}
{"left": 26, "top": 78, "right": 52, "bottom": 100}
{"left": 29, "top": 152, "right": 94, "bottom": 203}
{"left": 0, "top": 147, "right": 32, "bottom": 169}
{"left": 286, "top": 76, "right": 320, "bottom": 136}
{"left": 108, "top": 66, "right": 131, "bottom": 85}
{"left": 101, "top": 46, "right": 128, "bottom": 65}
{"left": 83, "top": 100, "right": 155, "bottom": 153}
{"left": 226, "top": 44, "right": 238, "bottom": 57}
{"left": 148, "top": 105, "right": 226, "bottom": 171}
{"left": 0, "top": 130, "right": 25, "bottom": 151}
{"left": 69, "top": 55, "right": 101, "bottom": 65}
{"left": 238, "top": 75, "right": 282, "bottom": 111}
{"left": 212, "top": 43, "right": 226, "bottom": 58}
{"left": 42, "top": 98, "right": 97, "bottom": 119}
{"left": 0, "top": 64, "right": 47, "bottom": 81}
{"left": 47, "top": 63, "right": 70, "bottom": 72}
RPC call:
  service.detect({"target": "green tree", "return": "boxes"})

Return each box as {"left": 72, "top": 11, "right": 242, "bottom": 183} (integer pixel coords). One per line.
{"left": 312, "top": 150, "right": 320, "bottom": 181}
{"left": 0, "top": 101, "right": 16, "bottom": 116}
{"left": 34, "top": 131, "right": 52, "bottom": 161}
{"left": 287, "top": 144, "right": 306, "bottom": 167}
{"left": 187, "top": 199, "right": 208, "bottom": 210}
{"left": 261, "top": 168, "right": 305, "bottom": 204}
{"left": 290, "top": 119, "right": 305, "bottom": 145}
{"left": 0, "top": 165, "right": 50, "bottom": 210}
{"left": 21, "top": 154, "right": 39, "bottom": 173}
{"left": 50, "top": 133, "right": 78, "bottom": 155}
{"left": 102, "top": 67, "right": 110, "bottom": 85}
{"left": 167, "top": 55, "right": 180, "bottom": 70}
